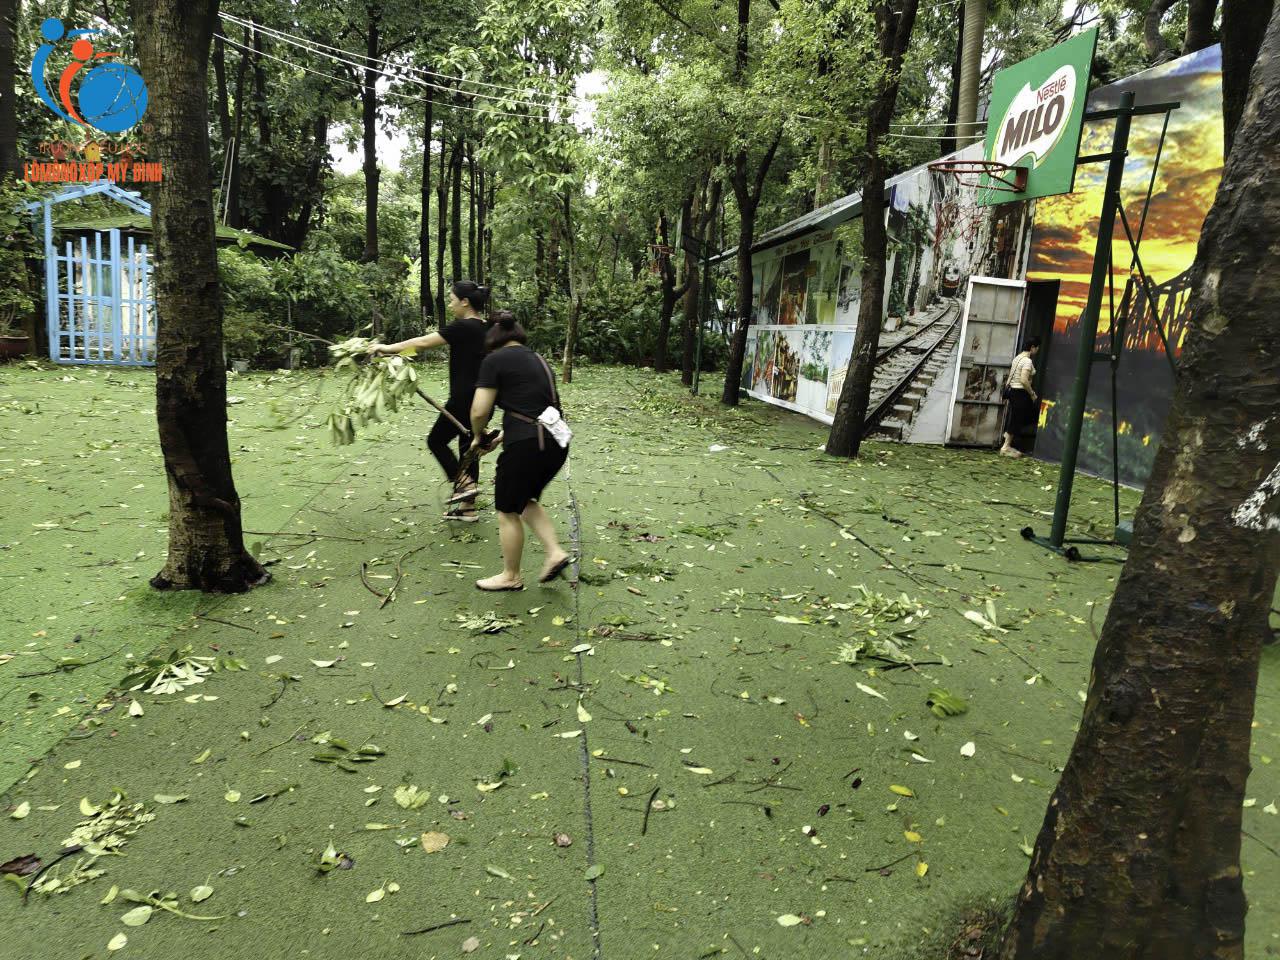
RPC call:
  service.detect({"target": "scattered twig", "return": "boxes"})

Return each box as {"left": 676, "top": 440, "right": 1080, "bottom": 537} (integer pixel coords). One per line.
{"left": 401, "top": 917, "right": 471, "bottom": 937}
{"left": 1244, "top": 830, "right": 1280, "bottom": 858}
{"left": 641, "top": 785, "right": 661, "bottom": 836}
{"left": 359, "top": 562, "right": 388, "bottom": 602}
{"left": 590, "top": 755, "right": 652, "bottom": 768}
{"left": 243, "top": 529, "right": 367, "bottom": 543}
{"left": 523, "top": 921, "right": 546, "bottom": 945}
{"left": 194, "top": 613, "right": 258, "bottom": 632}
{"left": 255, "top": 721, "right": 310, "bottom": 757}
{"left": 21, "top": 845, "right": 84, "bottom": 902}
{"left": 531, "top": 896, "right": 557, "bottom": 917}
{"left": 17, "top": 648, "right": 121, "bottom": 679}
{"left": 865, "top": 851, "right": 914, "bottom": 873}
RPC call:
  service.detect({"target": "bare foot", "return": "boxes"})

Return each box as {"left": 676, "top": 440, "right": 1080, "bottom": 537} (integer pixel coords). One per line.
{"left": 476, "top": 573, "right": 524, "bottom": 591}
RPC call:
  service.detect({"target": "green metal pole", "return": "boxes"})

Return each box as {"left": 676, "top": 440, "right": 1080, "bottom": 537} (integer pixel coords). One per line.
{"left": 1049, "top": 91, "right": 1135, "bottom": 548}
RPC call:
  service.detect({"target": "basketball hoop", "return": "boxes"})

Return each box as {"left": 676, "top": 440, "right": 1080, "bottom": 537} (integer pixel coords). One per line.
{"left": 927, "top": 159, "right": 1028, "bottom": 195}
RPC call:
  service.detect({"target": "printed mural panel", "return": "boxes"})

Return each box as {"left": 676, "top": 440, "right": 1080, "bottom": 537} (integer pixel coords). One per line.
{"left": 746, "top": 143, "right": 1036, "bottom": 443}
{"left": 1028, "top": 45, "right": 1222, "bottom": 486}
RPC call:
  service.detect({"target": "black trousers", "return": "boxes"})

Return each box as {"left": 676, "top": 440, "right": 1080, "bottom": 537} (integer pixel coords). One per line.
{"left": 426, "top": 401, "right": 479, "bottom": 486}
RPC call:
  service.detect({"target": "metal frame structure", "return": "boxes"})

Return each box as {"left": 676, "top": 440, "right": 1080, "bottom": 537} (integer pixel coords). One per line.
{"left": 24, "top": 179, "right": 157, "bottom": 366}
{"left": 943, "top": 276, "right": 1028, "bottom": 446}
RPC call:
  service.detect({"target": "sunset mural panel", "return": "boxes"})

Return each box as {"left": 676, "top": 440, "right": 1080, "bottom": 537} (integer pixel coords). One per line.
{"left": 1027, "top": 45, "right": 1223, "bottom": 486}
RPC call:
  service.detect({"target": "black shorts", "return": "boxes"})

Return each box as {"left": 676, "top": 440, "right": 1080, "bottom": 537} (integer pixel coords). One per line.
{"left": 494, "top": 438, "right": 568, "bottom": 514}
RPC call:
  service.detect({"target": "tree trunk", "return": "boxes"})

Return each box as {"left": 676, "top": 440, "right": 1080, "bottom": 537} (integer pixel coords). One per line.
{"left": 212, "top": 32, "right": 231, "bottom": 149}
{"left": 225, "top": 26, "right": 249, "bottom": 228}
{"left": 360, "top": 6, "right": 381, "bottom": 263}
{"left": 721, "top": 157, "right": 756, "bottom": 406}
{"left": 1144, "top": 0, "right": 1180, "bottom": 64}
{"left": 476, "top": 165, "right": 486, "bottom": 286}
{"left": 251, "top": 19, "right": 269, "bottom": 148}
{"left": 435, "top": 131, "right": 447, "bottom": 323}
{"left": 941, "top": 1, "right": 964, "bottom": 157}
{"left": 683, "top": 176, "right": 722, "bottom": 386}
{"left": 999, "top": 9, "right": 1280, "bottom": 956}
{"left": 467, "top": 143, "right": 477, "bottom": 280}
{"left": 0, "top": 0, "right": 17, "bottom": 179}
{"left": 129, "top": 0, "right": 267, "bottom": 593}
{"left": 826, "top": 0, "right": 920, "bottom": 456}
{"left": 419, "top": 85, "right": 433, "bottom": 324}
{"left": 450, "top": 138, "right": 463, "bottom": 281}
{"left": 535, "top": 230, "right": 547, "bottom": 311}
{"left": 485, "top": 178, "right": 495, "bottom": 280}
{"left": 1222, "top": 0, "right": 1273, "bottom": 156}
{"left": 288, "top": 112, "right": 327, "bottom": 249}
{"left": 561, "top": 190, "right": 578, "bottom": 383}
{"left": 956, "top": 0, "right": 986, "bottom": 148}
{"left": 657, "top": 197, "right": 693, "bottom": 372}
{"left": 1184, "top": 0, "right": 1218, "bottom": 54}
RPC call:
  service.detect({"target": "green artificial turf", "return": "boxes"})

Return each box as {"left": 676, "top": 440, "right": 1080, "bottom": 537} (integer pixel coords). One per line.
{"left": 0, "top": 361, "right": 1276, "bottom": 960}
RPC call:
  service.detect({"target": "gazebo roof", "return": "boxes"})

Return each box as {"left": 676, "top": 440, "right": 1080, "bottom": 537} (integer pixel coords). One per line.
{"left": 53, "top": 212, "right": 293, "bottom": 253}
{"left": 24, "top": 179, "right": 293, "bottom": 254}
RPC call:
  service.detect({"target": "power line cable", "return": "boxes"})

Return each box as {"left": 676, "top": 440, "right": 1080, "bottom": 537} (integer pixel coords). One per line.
{"left": 215, "top": 32, "right": 560, "bottom": 124}
{"left": 218, "top": 11, "right": 588, "bottom": 107}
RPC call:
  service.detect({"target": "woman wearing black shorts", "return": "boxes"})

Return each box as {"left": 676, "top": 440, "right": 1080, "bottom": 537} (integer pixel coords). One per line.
{"left": 468, "top": 313, "right": 572, "bottom": 591}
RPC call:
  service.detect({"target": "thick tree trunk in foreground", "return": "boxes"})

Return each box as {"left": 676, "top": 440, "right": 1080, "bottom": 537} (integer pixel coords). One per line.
{"left": 0, "top": 0, "right": 17, "bottom": 179}
{"left": 826, "top": 0, "right": 919, "bottom": 456}
{"left": 130, "top": 0, "right": 267, "bottom": 593}
{"left": 1000, "top": 11, "right": 1280, "bottom": 957}
{"left": 1144, "top": 0, "right": 1179, "bottom": 64}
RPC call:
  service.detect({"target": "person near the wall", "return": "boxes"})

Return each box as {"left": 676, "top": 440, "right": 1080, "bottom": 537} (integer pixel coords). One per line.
{"left": 1000, "top": 337, "right": 1041, "bottom": 458}
{"left": 370, "top": 281, "right": 490, "bottom": 520}
{"left": 468, "top": 312, "right": 573, "bottom": 591}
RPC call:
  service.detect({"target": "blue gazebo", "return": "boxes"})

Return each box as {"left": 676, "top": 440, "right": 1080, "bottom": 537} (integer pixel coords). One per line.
{"left": 26, "top": 179, "right": 156, "bottom": 366}
{"left": 25, "top": 179, "right": 292, "bottom": 366}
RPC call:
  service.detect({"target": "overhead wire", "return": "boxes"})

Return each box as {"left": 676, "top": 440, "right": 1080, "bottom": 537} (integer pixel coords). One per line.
{"left": 217, "top": 11, "right": 589, "bottom": 109}
{"left": 214, "top": 32, "right": 559, "bottom": 125}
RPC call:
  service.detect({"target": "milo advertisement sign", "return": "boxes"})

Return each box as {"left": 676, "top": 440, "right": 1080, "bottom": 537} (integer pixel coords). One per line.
{"left": 981, "top": 28, "right": 1097, "bottom": 205}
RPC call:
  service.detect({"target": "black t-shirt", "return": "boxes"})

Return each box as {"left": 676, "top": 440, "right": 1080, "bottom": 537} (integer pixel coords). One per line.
{"left": 475, "top": 345, "right": 561, "bottom": 445}
{"left": 439, "top": 317, "right": 488, "bottom": 402}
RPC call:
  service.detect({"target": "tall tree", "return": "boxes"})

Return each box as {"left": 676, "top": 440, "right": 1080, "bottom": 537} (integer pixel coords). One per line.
{"left": 435, "top": 128, "right": 448, "bottom": 321}
{"left": 419, "top": 83, "right": 434, "bottom": 323}
{"left": 225, "top": 24, "right": 250, "bottom": 228}
{"left": 1184, "top": 0, "right": 1219, "bottom": 53}
{"left": 654, "top": 205, "right": 691, "bottom": 372}
{"left": 129, "top": 0, "right": 267, "bottom": 592}
{"left": 999, "top": 8, "right": 1280, "bottom": 957}
{"left": 826, "top": 0, "right": 921, "bottom": 456}
{"left": 682, "top": 174, "right": 721, "bottom": 386}
{"left": 450, "top": 137, "right": 463, "bottom": 280}
{"left": 0, "top": 0, "right": 17, "bottom": 179}
{"left": 720, "top": 0, "right": 783, "bottom": 406}
{"left": 1222, "top": 0, "right": 1273, "bottom": 156}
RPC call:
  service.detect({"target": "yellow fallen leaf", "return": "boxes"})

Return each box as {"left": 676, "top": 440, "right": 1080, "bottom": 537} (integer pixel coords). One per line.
{"left": 904, "top": 830, "right": 923, "bottom": 843}
{"left": 916, "top": 861, "right": 929, "bottom": 878}
{"left": 420, "top": 831, "right": 450, "bottom": 853}
{"left": 890, "top": 785, "right": 915, "bottom": 798}
{"left": 10, "top": 801, "right": 29, "bottom": 819}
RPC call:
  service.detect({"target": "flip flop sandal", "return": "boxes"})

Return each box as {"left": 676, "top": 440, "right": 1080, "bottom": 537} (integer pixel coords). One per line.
{"left": 476, "top": 577, "right": 524, "bottom": 591}
{"left": 447, "top": 488, "right": 480, "bottom": 505}
{"left": 539, "top": 555, "right": 575, "bottom": 584}
{"left": 444, "top": 509, "right": 480, "bottom": 523}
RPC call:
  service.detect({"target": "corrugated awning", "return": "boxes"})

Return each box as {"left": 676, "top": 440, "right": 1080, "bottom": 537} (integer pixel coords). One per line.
{"left": 710, "top": 191, "right": 864, "bottom": 265}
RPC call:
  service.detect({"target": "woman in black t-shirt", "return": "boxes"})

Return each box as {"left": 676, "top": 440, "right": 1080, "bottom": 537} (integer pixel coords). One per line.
{"left": 468, "top": 313, "right": 572, "bottom": 591}
{"left": 370, "top": 281, "right": 490, "bottom": 520}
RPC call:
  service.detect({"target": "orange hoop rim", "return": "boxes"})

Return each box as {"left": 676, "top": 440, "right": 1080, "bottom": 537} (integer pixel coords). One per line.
{"left": 928, "top": 159, "right": 1028, "bottom": 193}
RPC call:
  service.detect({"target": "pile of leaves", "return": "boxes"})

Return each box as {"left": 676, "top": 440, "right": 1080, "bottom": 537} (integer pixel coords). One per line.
{"left": 120, "top": 647, "right": 246, "bottom": 696}
{"left": 20, "top": 793, "right": 156, "bottom": 897}
{"left": 835, "top": 586, "right": 930, "bottom": 666}
{"left": 325, "top": 337, "right": 420, "bottom": 445}
{"left": 453, "top": 612, "right": 522, "bottom": 634}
